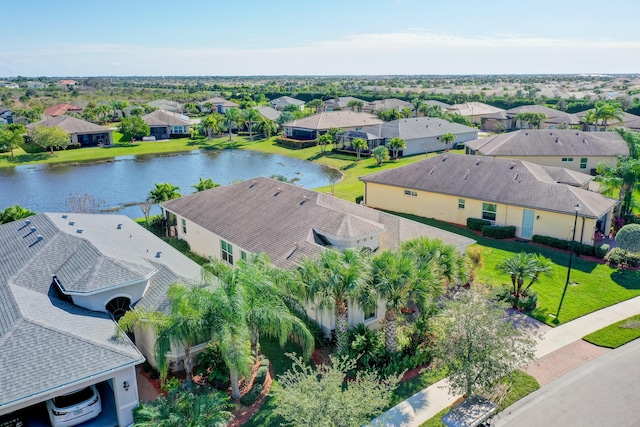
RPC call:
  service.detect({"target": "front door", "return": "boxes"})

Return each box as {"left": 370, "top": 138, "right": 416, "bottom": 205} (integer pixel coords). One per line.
{"left": 521, "top": 209, "right": 535, "bottom": 239}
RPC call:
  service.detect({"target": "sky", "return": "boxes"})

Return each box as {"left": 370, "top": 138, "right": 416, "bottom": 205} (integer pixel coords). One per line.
{"left": 2, "top": 0, "right": 640, "bottom": 77}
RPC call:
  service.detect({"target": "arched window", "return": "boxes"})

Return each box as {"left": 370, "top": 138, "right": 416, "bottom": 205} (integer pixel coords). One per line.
{"left": 106, "top": 297, "right": 131, "bottom": 321}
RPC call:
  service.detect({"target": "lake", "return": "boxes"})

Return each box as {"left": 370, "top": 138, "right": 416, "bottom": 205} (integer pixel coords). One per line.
{"left": 0, "top": 150, "right": 339, "bottom": 218}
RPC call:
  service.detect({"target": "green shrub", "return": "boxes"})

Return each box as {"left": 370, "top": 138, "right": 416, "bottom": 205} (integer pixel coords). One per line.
{"left": 616, "top": 224, "right": 640, "bottom": 253}
{"left": 239, "top": 383, "right": 263, "bottom": 406}
{"left": 195, "top": 343, "right": 230, "bottom": 388}
{"left": 606, "top": 247, "right": 640, "bottom": 268}
{"left": 259, "top": 357, "right": 270, "bottom": 368}
{"left": 163, "top": 237, "right": 190, "bottom": 253}
{"left": 495, "top": 287, "right": 539, "bottom": 312}
{"left": 532, "top": 235, "right": 595, "bottom": 256}
{"left": 255, "top": 366, "right": 269, "bottom": 385}
{"left": 161, "top": 377, "right": 182, "bottom": 393}
{"left": 481, "top": 225, "right": 516, "bottom": 239}
{"left": 467, "top": 218, "right": 491, "bottom": 231}
{"left": 595, "top": 243, "right": 610, "bottom": 259}
{"left": 275, "top": 136, "right": 317, "bottom": 149}
{"left": 355, "top": 195, "right": 364, "bottom": 204}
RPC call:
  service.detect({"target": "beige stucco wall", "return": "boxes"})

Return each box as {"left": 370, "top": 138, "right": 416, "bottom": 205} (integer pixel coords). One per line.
{"left": 488, "top": 155, "right": 618, "bottom": 173}
{"left": 363, "top": 182, "right": 607, "bottom": 245}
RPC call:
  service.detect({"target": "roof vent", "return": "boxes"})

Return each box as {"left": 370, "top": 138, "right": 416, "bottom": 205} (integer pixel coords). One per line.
{"left": 156, "top": 251, "right": 162, "bottom": 258}
{"left": 62, "top": 214, "right": 67, "bottom": 219}
{"left": 476, "top": 159, "right": 481, "bottom": 166}
{"left": 25, "top": 219, "right": 31, "bottom": 226}
{"left": 525, "top": 132, "right": 528, "bottom": 136}
{"left": 464, "top": 169, "right": 470, "bottom": 180}
{"left": 429, "top": 167, "right": 435, "bottom": 175}
{"left": 36, "top": 235, "right": 43, "bottom": 241}
{"left": 274, "top": 187, "right": 282, "bottom": 196}
{"left": 555, "top": 137, "right": 559, "bottom": 143}
{"left": 509, "top": 162, "right": 515, "bottom": 169}
{"left": 442, "top": 154, "right": 448, "bottom": 160}
{"left": 300, "top": 195, "right": 308, "bottom": 205}
{"left": 576, "top": 132, "right": 580, "bottom": 136}
{"left": 117, "top": 223, "right": 122, "bottom": 229}
{"left": 76, "top": 228, "right": 83, "bottom": 234}
{"left": 249, "top": 179, "right": 256, "bottom": 188}
{"left": 30, "top": 227, "right": 36, "bottom": 233}
{"left": 583, "top": 138, "right": 587, "bottom": 143}
{"left": 69, "top": 221, "right": 75, "bottom": 226}
{"left": 514, "top": 172, "right": 519, "bottom": 180}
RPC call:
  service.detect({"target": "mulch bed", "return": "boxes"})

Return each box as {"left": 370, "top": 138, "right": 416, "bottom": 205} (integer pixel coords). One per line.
{"left": 228, "top": 359, "right": 274, "bottom": 427}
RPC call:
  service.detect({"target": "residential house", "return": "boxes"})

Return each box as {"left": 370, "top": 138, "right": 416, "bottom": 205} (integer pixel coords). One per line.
{"left": 360, "top": 154, "right": 618, "bottom": 245}
{"left": 324, "top": 96, "right": 368, "bottom": 112}
{"left": 0, "top": 107, "right": 12, "bottom": 125}
{"left": 282, "top": 111, "right": 383, "bottom": 140}
{"left": 270, "top": 96, "right": 305, "bottom": 111}
{"left": 146, "top": 99, "right": 182, "bottom": 113}
{"left": 56, "top": 79, "right": 79, "bottom": 90}
{"left": 253, "top": 105, "right": 281, "bottom": 122}
{"left": 198, "top": 97, "right": 239, "bottom": 114}
{"left": 342, "top": 117, "right": 478, "bottom": 156}
{"left": 446, "top": 102, "right": 504, "bottom": 124}
{"left": 0, "top": 213, "right": 203, "bottom": 426}
{"left": 0, "top": 81, "right": 19, "bottom": 89}
{"left": 142, "top": 109, "right": 191, "bottom": 139}
{"left": 362, "top": 98, "right": 415, "bottom": 115}
{"left": 465, "top": 129, "right": 629, "bottom": 173}
{"left": 26, "top": 80, "right": 48, "bottom": 89}
{"left": 27, "top": 115, "right": 114, "bottom": 146}
{"left": 160, "top": 177, "right": 474, "bottom": 334}
{"left": 575, "top": 110, "right": 640, "bottom": 131}
{"left": 481, "top": 105, "right": 580, "bottom": 132}
{"left": 44, "top": 102, "right": 83, "bottom": 117}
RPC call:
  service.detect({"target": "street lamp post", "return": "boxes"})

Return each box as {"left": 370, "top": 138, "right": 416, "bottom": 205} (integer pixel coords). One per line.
{"left": 556, "top": 203, "right": 581, "bottom": 320}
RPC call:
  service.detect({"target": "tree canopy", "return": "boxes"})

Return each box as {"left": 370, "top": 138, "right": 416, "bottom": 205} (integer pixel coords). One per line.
{"left": 118, "top": 116, "right": 150, "bottom": 141}
{"left": 28, "top": 125, "right": 69, "bottom": 154}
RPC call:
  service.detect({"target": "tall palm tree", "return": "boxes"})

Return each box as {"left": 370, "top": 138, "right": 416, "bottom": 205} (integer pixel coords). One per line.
{"left": 400, "top": 237, "right": 468, "bottom": 286}
{"left": 371, "top": 249, "right": 441, "bottom": 353}
{"left": 387, "top": 137, "right": 406, "bottom": 160}
{"left": 243, "top": 108, "right": 262, "bottom": 141}
{"left": 201, "top": 113, "right": 224, "bottom": 139}
{"left": 595, "top": 101, "right": 624, "bottom": 129}
{"left": 440, "top": 132, "right": 456, "bottom": 149}
{"left": 581, "top": 109, "right": 598, "bottom": 131}
{"left": 351, "top": 137, "right": 368, "bottom": 160}
{"left": 255, "top": 118, "right": 279, "bottom": 139}
{"left": 597, "top": 158, "right": 640, "bottom": 217}
{"left": 192, "top": 177, "right": 220, "bottom": 192}
{"left": 497, "top": 252, "right": 553, "bottom": 297}
{"left": 148, "top": 182, "right": 181, "bottom": 203}
{"left": 225, "top": 108, "right": 243, "bottom": 141}
{"left": 318, "top": 133, "right": 332, "bottom": 153}
{"left": 298, "top": 248, "right": 372, "bottom": 353}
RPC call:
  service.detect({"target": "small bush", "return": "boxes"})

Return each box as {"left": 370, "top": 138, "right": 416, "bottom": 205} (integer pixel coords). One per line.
{"left": 595, "top": 243, "right": 610, "bottom": 259}
{"left": 467, "top": 217, "right": 491, "bottom": 231}
{"left": 275, "top": 136, "right": 317, "bottom": 149}
{"left": 606, "top": 248, "right": 640, "bottom": 268}
{"left": 481, "top": 225, "right": 516, "bottom": 239}
{"left": 163, "top": 237, "right": 190, "bottom": 253}
{"left": 532, "top": 235, "right": 595, "bottom": 256}
{"left": 355, "top": 195, "right": 364, "bottom": 204}
{"left": 239, "top": 383, "right": 263, "bottom": 406}
{"left": 259, "top": 357, "right": 270, "bottom": 368}
{"left": 255, "top": 366, "right": 269, "bottom": 385}
{"left": 616, "top": 224, "right": 640, "bottom": 253}
{"left": 495, "top": 287, "right": 539, "bottom": 312}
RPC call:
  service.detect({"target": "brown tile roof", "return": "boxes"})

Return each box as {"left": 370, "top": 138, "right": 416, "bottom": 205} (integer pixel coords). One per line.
{"left": 360, "top": 154, "right": 618, "bottom": 219}
{"left": 26, "top": 115, "right": 111, "bottom": 134}
{"left": 465, "top": 129, "right": 629, "bottom": 157}
{"left": 44, "top": 103, "right": 83, "bottom": 117}
{"left": 161, "top": 177, "right": 474, "bottom": 269}
{"left": 283, "top": 111, "right": 383, "bottom": 131}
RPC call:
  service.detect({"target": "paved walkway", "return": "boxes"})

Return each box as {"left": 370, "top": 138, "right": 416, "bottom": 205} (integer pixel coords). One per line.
{"left": 371, "top": 295, "right": 640, "bottom": 427}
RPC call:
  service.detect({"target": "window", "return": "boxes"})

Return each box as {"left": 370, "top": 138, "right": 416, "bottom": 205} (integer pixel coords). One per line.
{"left": 221, "top": 240, "right": 234, "bottom": 265}
{"left": 364, "top": 306, "right": 377, "bottom": 321}
{"left": 561, "top": 157, "right": 574, "bottom": 162}
{"left": 241, "top": 251, "right": 247, "bottom": 261}
{"left": 181, "top": 218, "right": 187, "bottom": 234}
{"left": 482, "top": 203, "right": 497, "bottom": 221}
{"left": 404, "top": 189, "right": 417, "bottom": 197}
{"left": 458, "top": 198, "right": 465, "bottom": 209}
{"left": 580, "top": 157, "right": 588, "bottom": 169}
{"left": 285, "top": 127, "right": 292, "bottom": 137}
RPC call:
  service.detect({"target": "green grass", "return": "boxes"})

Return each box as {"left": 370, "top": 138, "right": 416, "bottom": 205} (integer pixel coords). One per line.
{"left": 391, "top": 213, "right": 640, "bottom": 326}
{"left": 389, "top": 368, "right": 448, "bottom": 407}
{"left": 419, "top": 371, "right": 540, "bottom": 427}
{"left": 583, "top": 314, "right": 640, "bottom": 348}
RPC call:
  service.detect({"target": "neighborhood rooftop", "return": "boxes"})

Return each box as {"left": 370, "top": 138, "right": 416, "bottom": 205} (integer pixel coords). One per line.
{"left": 26, "top": 115, "right": 111, "bottom": 134}
{"left": 364, "top": 117, "right": 477, "bottom": 140}
{"left": 142, "top": 109, "right": 191, "bottom": 126}
{"left": 283, "top": 111, "right": 383, "bottom": 131}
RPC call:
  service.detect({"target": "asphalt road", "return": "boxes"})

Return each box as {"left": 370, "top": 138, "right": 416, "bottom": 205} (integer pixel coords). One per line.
{"left": 493, "top": 339, "right": 640, "bottom": 426}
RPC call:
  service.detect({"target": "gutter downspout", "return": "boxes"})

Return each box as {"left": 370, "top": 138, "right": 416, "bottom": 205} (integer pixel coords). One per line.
{"left": 580, "top": 217, "right": 586, "bottom": 245}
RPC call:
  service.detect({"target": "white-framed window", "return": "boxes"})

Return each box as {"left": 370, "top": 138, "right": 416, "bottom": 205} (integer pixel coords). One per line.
{"left": 580, "top": 157, "right": 588, "bottom": 169}
{"left": 181, "top": 218, "right": 187, "bottom": 234}
{"left": 561, "top": 157, "right": 574, "bottom": 162}
{"left": 482, "top": 203, "right": 497, "bottom": 221}
{"left": 404, "top": 189, "right": 417, "bottom": 197}
{"left": 221, "top": 240, "right": 234, "bottom": 265}
{"left": 458, "top": 198, "right": 465, "bottom": 209}
{"left": 364, "top": 306, "right": 377, "bottom": 321}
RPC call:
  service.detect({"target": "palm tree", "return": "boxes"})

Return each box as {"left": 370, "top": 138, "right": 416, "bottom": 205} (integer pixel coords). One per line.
{"left": 387, "top": 137, "right": 406, "bottom": 160}
{"left": 298, "top": 248, "right": 372, "bottom": 353}
{"left": 497, "top": 252, "right": 553, "bottom": 297}
{"left": 307, "top": 98, "right": 324, "bottom": 113}
{"left": 597, "top": 158, "right": 640, "bottom": 217}
{"left": 580, "top": 109, "right": 598, "bottom": 131}
{"left": 440, "top": 132, "right": 456, "bottom": 149}
{"left": 347, "top": 99, "right": 364, "bottom": 112}
{"left": 400, "top": 237, "right": 468, "bottom": 286}
{"left": 351, "top": 137, "right": 368, "bottom": 160}
{"left": 318, "top": 133, "right": 332, "bottom": 153}
{"left": 243, "top": 108, "right": 262, "bottom": 142}
{"left": 255, "top": 118, "right": 278, "bottom": 139}
{"left": 192, "top": 177, "right": 220, "bottom": 192}
{"left": 371, "top": 249, "right": 441, "bottom": 353}
{"left": 0, "top": 204, "right": 36, "bottom": 224}
{"left": 225, "top": 108, "right": 243, "bottom": 141}
{"left": 201, "top": 113, "right": 224, "bottom": 139}
{"left": 148, "top": 182, "right": 181, "bottom": 203}
{"left": 595, "top": 101, "right": 624, "bottom": 129}
{"left": 401, "top": 107, "right": 413, "bottom": 118}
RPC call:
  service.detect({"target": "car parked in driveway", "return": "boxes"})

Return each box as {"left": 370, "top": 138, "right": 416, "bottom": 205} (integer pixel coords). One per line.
{"left": 46, "top": 385, "right": 102, "bottom": 427}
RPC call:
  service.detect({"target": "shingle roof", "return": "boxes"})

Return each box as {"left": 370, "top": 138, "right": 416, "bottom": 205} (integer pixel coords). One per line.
{"left": 283, "top": 111, "right": 383, "bottom": 131}
{"left": 147, "top": 99, "right": 182, "bottom": 111}
{"left": 465, "top": 129, "right": 629, "bottom": 157}
{"left": 43, "top": 103, "right": 83, "bottom": 117}
{"left": 324, "top": 97, "right": 367, "bottom": 109}
{"left": 363, "top": 117, "right": 477, "bottom": 140}
{"left": 199, "top": 97, "right": 239, "bottom": 108}
{"left": 271, "top": 96, "right": 305, "bottom": 109}
{"left": 447, "top": 102, "right": 504, "bottom": 116}
{"left": 575, "top": 110, "right": 640, "bottom": 126}
{"left": 26, "top": 115, "right": 110, "bottom": 134}
{"left": 0, "top": 213, "right": 203, "bottom": 408}
{"left": 364, "top": 98, "right": 414, "bottom": 112}
{"left": 162, "top": 177, "right": 474, "bottom": 270}
{"left": 142, "top": 109, "right": 191, "bottom": 126}
{"left": 253, "top": 105, "right": 281, "bottom": 122}
{"left": 360, "top": 154, "right": 618, "bottom": 218}
{"left": 482, "top": 105, "right": 579, "bottom": 125}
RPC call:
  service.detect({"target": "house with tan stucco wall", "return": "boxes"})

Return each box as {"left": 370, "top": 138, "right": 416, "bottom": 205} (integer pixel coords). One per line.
{"left": 360, "top": 154, "right": 619, "bottom": 246}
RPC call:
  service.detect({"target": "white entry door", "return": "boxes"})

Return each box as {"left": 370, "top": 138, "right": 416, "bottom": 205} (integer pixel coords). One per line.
{"left": 521, "top": 209, "right": 535, "bottom": 239}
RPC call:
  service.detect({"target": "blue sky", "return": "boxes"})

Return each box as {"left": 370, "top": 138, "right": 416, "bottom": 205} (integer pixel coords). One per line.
{"left": 2, "top": 0, "right": 639, "bottom": 76}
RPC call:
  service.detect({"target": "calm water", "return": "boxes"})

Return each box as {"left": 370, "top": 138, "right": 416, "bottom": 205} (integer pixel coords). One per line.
{"left": 0, "top": 150, "right": 338, "bottom": 218}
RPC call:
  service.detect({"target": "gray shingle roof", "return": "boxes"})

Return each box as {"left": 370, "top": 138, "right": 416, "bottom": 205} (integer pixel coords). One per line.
{"left": 575, "top": 110, "right": 640, "bottom": 126}
{"left": 363, "top": 117, "right": 477, "bottom": 140}
{"left": 447, "top": 102, "right": 504, "bottom": 116}
{"left": 0, "top": 213, "right": 203, "bottom": 408}
{"left": 360, "top": 154, "right": 618, "bottom": 218}
{"left": 364, "top": 98, "right": 414, "bottom": 112}
{"left": 465, "top": 129, "right": 629, "bottom": 157}
{"left": 271, "top": 96, "right": 305, "bottom": 109}
{"left": 283, "top": 111, "right": 383, "bottom": 131}
{"left": 324, "top": 97, "right": 367, "bottom": 109}
{"left": 142, "top": 109, "right": 191, "bottom": 126}
{"left": 253, "top": 105, "right": 281, "bottom": 122}
{"left": 26, "top": 115, "right": 111, "bottom": 134}
{"left": 482, "top": 105, "right": 579, "bottom": 125}
{"left": 162, "top": 177, "right": 474, "bottom": 270}
{"left": 147, "top": 99, "right": 181, "bottom": 112}
{"left": 199, "top": 97, "right": 239, "bottom": 108}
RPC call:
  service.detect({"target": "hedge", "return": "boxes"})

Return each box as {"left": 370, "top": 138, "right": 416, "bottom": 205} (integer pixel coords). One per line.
{"left": 532, "top": 234, "right": 595, "bottom": 256}
{"left": 255, "top": 366, "right": 269, "bottom": 385}
{"left": 606, "top": 248, "right": 640, "bottom": 268}
{"left": 275, "top": 136, "right": 317, "bottom": 149}
{"left": 481, "top": 225, "right": 516, "bottom": 239}
{"left": 239, "top": 384, "right": 263, "bottom": 406}
{"left": 467, "top": 218, "right": 491, "bottom": 231}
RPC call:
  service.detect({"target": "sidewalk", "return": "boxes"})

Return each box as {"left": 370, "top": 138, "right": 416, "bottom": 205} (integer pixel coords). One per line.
{"left": 371, "top": 294, "right": 640, "bottom": 427}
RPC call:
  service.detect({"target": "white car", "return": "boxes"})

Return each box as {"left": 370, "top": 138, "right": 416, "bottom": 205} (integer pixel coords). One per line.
{"left": 46, "top": 385, "right": 102, "bottom": 427}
